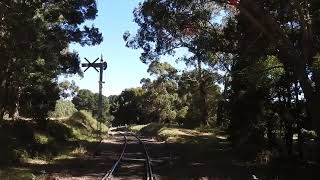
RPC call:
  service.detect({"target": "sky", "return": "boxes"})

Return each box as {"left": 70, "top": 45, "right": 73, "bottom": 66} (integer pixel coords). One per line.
{"left": 66, "top": 0, "right": 186, "bottom": 96}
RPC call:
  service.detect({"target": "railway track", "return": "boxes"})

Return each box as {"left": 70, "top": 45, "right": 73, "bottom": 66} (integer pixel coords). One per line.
{"left": 102, "top": 131, "right": 154, "bottom": 180}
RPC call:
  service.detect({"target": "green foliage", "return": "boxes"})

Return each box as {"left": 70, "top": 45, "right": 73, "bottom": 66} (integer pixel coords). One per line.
{"left": 0, "top": 110, "right": 107, "bottom": 165}
{"left": 142, "top": 62, "right": 187, "bottom": 124}
{"left": 72, "top": 89, "right": 111, "bottom": 122}
{"left": 19, "top": 81, "right": 60, "bottom": 121}
{"left": 47, "top": 121, "right": 73, "bottom": 141}
{"left": 125, "top": 0, "right": 320, "bottom": 161}
{"left": 111, "top": 87, "right": 146, "bottom": 126}
{"left": 68, "top": 110, "right": 108, "bottom": 139}
{"left": 111, "top": 60, "right": 221, "bottom": 128}
{"left": 48, "top": 100, "right": 77, "bottom": 118}
{"left": 178, "top": 69, "right": 221, "bottom": 127}
{"left": 72, "top": 89, "right": 95, "bottom": 111}
{"left": 0, "top": 0, "right": 102, "bottom": 121}
{"left": 58, "top": 80, "right": 79, "bottom": 99}
{"left": 130, "top": 123, "right": 217, "bottom": 144}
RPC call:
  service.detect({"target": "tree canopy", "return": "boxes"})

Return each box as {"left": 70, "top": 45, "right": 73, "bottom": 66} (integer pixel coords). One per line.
{"left": 123, "top": 0, "right": 320, "bottom": 156}
{"left": 0, "top": 0, "right": 102, "bottom": 121}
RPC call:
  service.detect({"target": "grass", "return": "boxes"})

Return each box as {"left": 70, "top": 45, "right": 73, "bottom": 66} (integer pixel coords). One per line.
{"left": 0, "top": 168, "right": 36, "bottom": 180}
{"left": 129, "top": 123, "right": 222, "bottom": 144}
{"left": 129, "top": 123, "right": 320, "bottom": 180}
{"left": 128, "top": 124, "right": 149, "bottom": 133}
{"left": 34, "top": 132, "right": 52, "bottom": 145}
{"left": 66, "top": 110, "right": 108, "bottom": 141}
{"left": 0, "top": 110, "right": 108, "bottom": 179}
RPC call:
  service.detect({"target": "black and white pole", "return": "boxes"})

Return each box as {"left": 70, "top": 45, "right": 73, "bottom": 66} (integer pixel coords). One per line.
{"left": 82, "top": 55, "right": 107, "bottom": 138}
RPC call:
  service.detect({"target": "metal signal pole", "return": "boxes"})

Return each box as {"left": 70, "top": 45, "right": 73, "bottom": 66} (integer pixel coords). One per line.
{"left": 82, "top": 55, "right": 107, "bottom": 138}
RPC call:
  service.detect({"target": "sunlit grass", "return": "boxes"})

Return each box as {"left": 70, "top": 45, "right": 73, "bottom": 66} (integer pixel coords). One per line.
{"left": 34, "top": 132, "right": 52, "bottom": 145}
{"left": 53, "top": 154, "right": 76, "bottom": 161}
{"left": 23, "top": 158, "right": 49, "bottom": 165}
{"left": 70, "top": 145, "right": 87, "bottom": 156}
{"left": 128, "top": 124, "right": 149, "bottom": 132}
{"left": 130, "top": 123, "right": 219, "bottom": 144}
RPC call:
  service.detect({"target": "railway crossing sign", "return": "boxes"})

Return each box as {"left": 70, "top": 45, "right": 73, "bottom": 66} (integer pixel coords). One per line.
{"left": 81, "top": 55, "right": 107, "bottom": 138}
{"left": 82, "top": 57, "right": 107, "bottom": 72}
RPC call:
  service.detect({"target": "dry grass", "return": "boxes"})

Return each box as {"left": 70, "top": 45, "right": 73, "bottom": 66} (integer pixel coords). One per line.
{"left": 130, "top": 123, "right": 218, "bottom": 144}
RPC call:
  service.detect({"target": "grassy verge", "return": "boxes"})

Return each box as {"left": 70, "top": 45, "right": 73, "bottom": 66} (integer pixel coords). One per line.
{"left": 129, "top": 123, "right": 225, "bottom": 144}
{"left": 0, "top": 110, "right": 108, "bottom": 179}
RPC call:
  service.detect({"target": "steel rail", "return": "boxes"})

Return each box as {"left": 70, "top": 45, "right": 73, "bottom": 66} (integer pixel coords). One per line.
{"left": 102, "top": 131, "right": 154, "bottom": 180}
{"left": 102, "top": 132, "right": 127, "bottom": 180}
{"left": 131, "top": 133, "right": 154, "bottom": 180}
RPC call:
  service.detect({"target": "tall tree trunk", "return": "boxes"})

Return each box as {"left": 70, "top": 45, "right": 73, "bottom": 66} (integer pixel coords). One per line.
{"left": 239, "top": 0, "right": 320, "bottom": 136}
{"left": 9, "top": 86, "right": 21, "bottom": 120}
{"left": 285, "top": 81, "right": 293, "bottom": 155}
{"left": 0, "top": 66, "right": 9, "bottom": 119}
{"left": 294, "top": 82, "right": 304, "bottom": 159}
{"left": 197, "top": 59, "right": 208, "bottom": 126}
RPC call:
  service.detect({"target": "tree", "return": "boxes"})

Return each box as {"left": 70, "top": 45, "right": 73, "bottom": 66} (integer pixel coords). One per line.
{"left": 141, "top": 62, "right": 181, "bottom": 124}
{"left": 0, "top": 0, "right": 102, "bottom": 122}
{"left": 72, "top": 89, "right": 95, "bottom": 112}
{"left": 72, "top": 89, "right": 110, "bottom": 122}
{"left": 178, "top": 69, "right": 221, "bottom": 127}
{"left": 58, "top": 80, "right": 79, "bottom": 99}
{"left": 110, "top": 88, "right": 146, "bottom": 126}
{"left": 124, "top": 0, "right": 320, "bottom": 155}
{"left": 229, "top": 0, "right": 320, "bottom": 137}
{"left": 48, "top": 100, "right": 77, "bottom": 118}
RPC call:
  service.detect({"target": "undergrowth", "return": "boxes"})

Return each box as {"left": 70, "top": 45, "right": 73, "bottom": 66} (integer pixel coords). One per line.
{"left": 0, "top": 110, "right": 108, "bottom": 178}
{"left": 129, "top": 123, "right": 219, "bottom": 144}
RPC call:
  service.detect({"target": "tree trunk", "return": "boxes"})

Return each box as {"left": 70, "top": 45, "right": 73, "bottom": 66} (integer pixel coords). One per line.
{"left": 0, "top": 69, "right": 8, "bottom": 119}
{"left": 285, "top": 81, "right": 293, "bottom": 155}
{"left": 9, "top": 86, "right": 21, "bottom": 120}
{"left": 197, "top": 59, "right": 208, "bottom": 126}
{"left": 239, "top": 0, "right": 320, "bottom": 136}
{"left": 294, "top": 82, "right": 304, "bottom": 159}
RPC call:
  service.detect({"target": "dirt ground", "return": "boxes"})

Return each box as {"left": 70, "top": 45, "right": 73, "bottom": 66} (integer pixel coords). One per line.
{"left": 19, "top": 131, "right": 320, "bottom": 180}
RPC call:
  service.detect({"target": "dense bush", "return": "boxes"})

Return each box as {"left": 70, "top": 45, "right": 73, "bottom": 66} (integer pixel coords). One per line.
{"left": 48, "top": 100, "right": 77, "bottom": 118}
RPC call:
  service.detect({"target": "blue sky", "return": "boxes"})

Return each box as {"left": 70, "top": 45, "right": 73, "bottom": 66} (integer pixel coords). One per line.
{"left": 66, "top": 0, "right": 186, "bottom": 96}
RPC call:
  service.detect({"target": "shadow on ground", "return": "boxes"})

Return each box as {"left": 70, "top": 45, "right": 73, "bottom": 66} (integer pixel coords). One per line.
{"left": 19, "top": 134, "right": 320, "bottom": 180}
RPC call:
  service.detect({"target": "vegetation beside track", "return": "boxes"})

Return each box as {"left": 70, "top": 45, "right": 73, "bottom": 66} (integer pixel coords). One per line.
{"left": 0, "top": 110, "right": 107, "bottom": 179}
{"left": 0, "top": 168, "right": 36, "bottom": 180}
{"left": 129, "top": 123, "right": 223, "bottom": 144}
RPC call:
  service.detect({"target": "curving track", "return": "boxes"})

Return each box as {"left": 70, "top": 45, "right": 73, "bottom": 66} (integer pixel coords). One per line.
{"left": 102, "top": 131, "right": 154, "bottom": 180}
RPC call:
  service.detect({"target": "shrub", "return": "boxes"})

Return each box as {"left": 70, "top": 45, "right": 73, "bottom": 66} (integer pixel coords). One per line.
{"left": 48, "top": 100, "right": 77, "bottom": 118}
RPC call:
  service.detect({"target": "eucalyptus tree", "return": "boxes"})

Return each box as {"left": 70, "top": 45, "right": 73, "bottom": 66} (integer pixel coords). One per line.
{"left": 0, "top": 0, "right": 102, "bottom": 121}
{"left": 226, "top": 0, "right": 320, "bottom": 136}
{"left": 126, "top": 0, "right": 320, "bottom": 149}
{"left": 124, "top": 0, "right": 228, "bottom": 126}
{"left": 110, "top": 87, "right": 146, "bottom": 126}
{"left": 141, "top": 62, "right": 181, "bottom": 124}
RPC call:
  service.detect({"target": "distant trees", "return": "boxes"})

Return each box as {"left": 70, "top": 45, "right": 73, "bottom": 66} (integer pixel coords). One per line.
{"left": 0, "top": 0, "right": 102, "bottom": 122}
{"left": 48, "top": 100, "right": 77, "bottom": 118}
{"left": 72, "top": 89, "right": 111, "bottom": 122}
{"left": 110, "top": 87, "right": 146, "bottom": 126}
{"left": 178, "top": 69, "right": 221, "bottom": 127}
{"left": 110, "top": 62, "right": 221, "bottom": 128}
{"left": 141, "top": 62, "right": 180, "bottom": 124}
